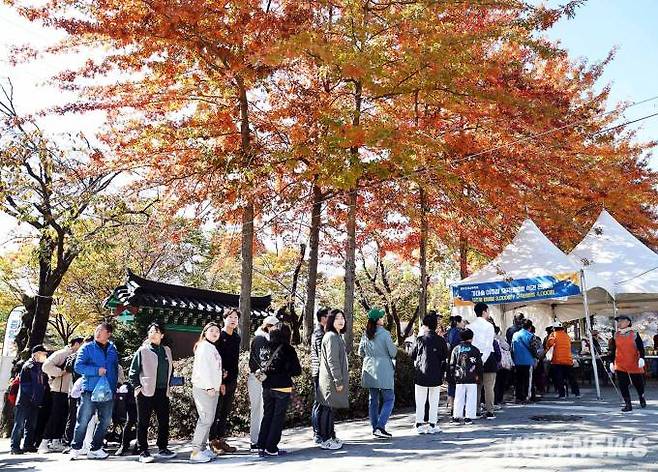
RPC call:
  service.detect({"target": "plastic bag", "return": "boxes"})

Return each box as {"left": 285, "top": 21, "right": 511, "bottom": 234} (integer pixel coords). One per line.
{"left": 91, "top": 376, "right": 113, "bottom": 402}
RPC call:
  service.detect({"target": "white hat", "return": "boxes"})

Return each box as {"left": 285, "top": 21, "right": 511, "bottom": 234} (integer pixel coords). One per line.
{"left": 552, "top": 321, "right": 563, "bottom": 328}
{"left": 262, "top": 315, "right": 280, "bottom": 326}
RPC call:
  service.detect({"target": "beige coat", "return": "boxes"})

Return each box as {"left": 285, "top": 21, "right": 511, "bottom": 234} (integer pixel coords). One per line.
{"left": 42, "top": 346, "right": 75, "bottom": 394}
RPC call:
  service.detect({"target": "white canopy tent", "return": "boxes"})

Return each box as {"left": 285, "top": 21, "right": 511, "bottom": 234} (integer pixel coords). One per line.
{"left": 451, "top": 218, "right": 605, "bottom": 397}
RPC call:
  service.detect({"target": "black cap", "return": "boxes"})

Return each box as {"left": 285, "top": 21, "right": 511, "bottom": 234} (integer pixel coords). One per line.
{"left": 614, "top": 315, "right": 631, "bottom": 323}
{"left": 31, "top": 344, "right": 47, "bottom": 354}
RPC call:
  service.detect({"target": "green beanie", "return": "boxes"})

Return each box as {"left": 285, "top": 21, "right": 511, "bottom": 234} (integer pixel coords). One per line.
{"left": 367, "top": 308, "right": 385, "bottom": 321}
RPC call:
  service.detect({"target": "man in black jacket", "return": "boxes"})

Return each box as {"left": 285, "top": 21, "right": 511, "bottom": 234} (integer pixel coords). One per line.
{"left": 411, "top": 315, "right": 448, "bottom": 434}
{"left": 310, "top": 307, "right": 330, "bottom": 443}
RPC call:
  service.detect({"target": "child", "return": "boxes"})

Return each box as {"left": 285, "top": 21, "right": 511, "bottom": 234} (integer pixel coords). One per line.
{"left": 449, "top": 329, "right": 483, "bottom": 424}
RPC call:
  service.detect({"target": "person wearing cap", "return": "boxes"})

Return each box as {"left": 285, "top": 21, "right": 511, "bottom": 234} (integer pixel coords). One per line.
{"left": 609, "top": 315, "right": 646, "bottom": 412}
{"left": 11, "top": 344, "right": 49, "bottom": 454}
{"left": 38, "top": 337, "right": 84, "bottom": 454}
{"left": 129, "top": 322, "right": 176, "bottom": 463}
{"left": 248, "top": 314, "right": 280, "bottom": 451}
{"left": 310, "top": 307, "right": 330, "bottom": 444}
{"left": 359, "top": 308, "right": 398, "bottom": 438}
{"left": 545, "top": 321, "right": 580, "bottom": 399}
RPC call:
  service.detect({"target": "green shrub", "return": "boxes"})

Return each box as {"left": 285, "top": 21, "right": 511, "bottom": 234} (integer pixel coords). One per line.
{"left": 168, "top": 344, "right": 415, "bottom": 439}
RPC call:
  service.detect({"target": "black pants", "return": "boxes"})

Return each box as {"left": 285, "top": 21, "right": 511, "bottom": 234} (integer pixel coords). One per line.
{"left": 136, "top": 389, "right": 169, "bottom": 452}
{"left": 43, "top": 392, "right": 69, "bottom": 440}
{"left": 553, "top": 364, "right": 580, "bottom": 397}
{"left": 120, "top": 400, "right": 137, "bottom": 450}
{"left": 494, "top": 369, "right": 510, "bottom": 404}
{"left": 210, "top": 380, "right": 237, "bottom": 440}
{"left": 64, "top": 397, "right": 78, "bottom": 444}
{"left": 617, "top": 371, "right": 645, "bottom": 401}
{"left": 317, "top": 404, "right": 335, "bottom": 442}
{"left": 515, "top": 365, "right": 531, "bottom": 401}
{"left": 257, "top": 388, "right": 290, "bottom": 453}
{"left": 311, "top": 377, "right": 320, "bottom": 437}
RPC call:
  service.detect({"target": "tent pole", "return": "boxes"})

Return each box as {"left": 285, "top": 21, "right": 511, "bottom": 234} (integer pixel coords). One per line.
{"left": 581, "top": 270, "right": 602, "bottom": 399}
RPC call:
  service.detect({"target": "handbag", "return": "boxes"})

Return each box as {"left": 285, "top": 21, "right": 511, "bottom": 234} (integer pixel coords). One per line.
{"left": 254, "top": 344, "right": 283, "bottom": 383}
{"left": 545, "top": 346, "right": 555, "bottom": 362}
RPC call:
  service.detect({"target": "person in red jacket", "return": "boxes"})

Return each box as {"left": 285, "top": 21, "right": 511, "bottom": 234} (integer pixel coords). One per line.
{"left": 609, "top": 315, "right": 646, "bottom": 412}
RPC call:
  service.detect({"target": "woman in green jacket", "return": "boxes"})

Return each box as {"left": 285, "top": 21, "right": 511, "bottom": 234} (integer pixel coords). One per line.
{"left": 359, "top": 308, "right": 397, "bottom": 438}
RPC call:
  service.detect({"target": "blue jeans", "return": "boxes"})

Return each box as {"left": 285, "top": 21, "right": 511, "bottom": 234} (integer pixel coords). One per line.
{"left": 11, "top": 403, "right": 39, "bottom": 450}
{"left": 368, "top": 388, "right": 395, "bottom": 431}
{"left": 71, "top": 391, "right": 114, "bottom": 451}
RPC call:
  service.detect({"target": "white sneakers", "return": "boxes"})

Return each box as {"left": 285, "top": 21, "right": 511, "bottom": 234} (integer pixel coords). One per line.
{"left": 415, "top": 424, "right": 440, "bottom": 435}
{"left": 319, "top": 438, "right": 343, "bottom": 450}
{"left": 190, "top": 449, "right": 212, "bottom": 463}
{"left": 69, "top": 448, "right": 83, "bottom": 460}
{"left": 415, "top": 424, "right": 428, "bottom": 435}
{"left": 87, "top": 448, "right": 110, "bottom": 460}
{"left": 426, "top": 425, "right": 441, "bottom": 434}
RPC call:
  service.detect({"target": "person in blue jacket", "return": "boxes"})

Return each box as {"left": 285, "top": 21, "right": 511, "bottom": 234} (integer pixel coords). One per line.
{"left": 70, "top": 322, "right": 119, "bottom": 460}
{"left": 511, "top": 319, "right": 535, "bottom": 403}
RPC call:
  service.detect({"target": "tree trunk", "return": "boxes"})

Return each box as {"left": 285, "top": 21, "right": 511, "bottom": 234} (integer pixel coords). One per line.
{"left": 343, "top": 188, "right": 358, "bottom": 350}
{"left": 459, "top": 233, "right": 469, "bottom": 279}
{"left": 419, "top": 186, "right": 428, "bottom": 321}
{"left": 303, "top": 183, "right": 323, "bottom": 344}
{"left": 237, "top": 76, "right": 254, "bottom": 352}
{"left": 289, "top": 243, "right": 306, "bottom": 345}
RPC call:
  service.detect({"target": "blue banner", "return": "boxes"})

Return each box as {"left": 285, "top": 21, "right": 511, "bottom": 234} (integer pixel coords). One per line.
{"left": 452, "top": 272, "right": 581, "bottom": 305}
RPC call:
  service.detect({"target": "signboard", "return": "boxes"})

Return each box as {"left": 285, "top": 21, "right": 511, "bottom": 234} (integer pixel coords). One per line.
{"left": 2, "top": 306, "right": 24, "bottom": 357}
{"left": 452, "top": 272, "right": 581, "bottom": 305}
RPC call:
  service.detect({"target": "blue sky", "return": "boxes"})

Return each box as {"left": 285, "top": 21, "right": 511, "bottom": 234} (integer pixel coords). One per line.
{"left": 545, "top": 0, "right": 658, "bottom": 152}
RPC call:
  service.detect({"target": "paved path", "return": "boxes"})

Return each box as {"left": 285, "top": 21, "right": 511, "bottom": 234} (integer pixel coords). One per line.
{"left": 2, "top": 387, "right": 658, "bottom": 472}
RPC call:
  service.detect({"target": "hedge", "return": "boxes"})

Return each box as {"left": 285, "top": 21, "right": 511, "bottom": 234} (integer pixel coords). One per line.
{"left": 168, "top": 345, "right": 415, "bottom": 439}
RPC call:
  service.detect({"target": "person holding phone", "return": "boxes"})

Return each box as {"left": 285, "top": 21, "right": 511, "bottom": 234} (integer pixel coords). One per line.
{"left": 129, "top": 322, "right": 176, "bottom": 463}
{"left": 190, "top": 322, "right": 222, "bottom": 463}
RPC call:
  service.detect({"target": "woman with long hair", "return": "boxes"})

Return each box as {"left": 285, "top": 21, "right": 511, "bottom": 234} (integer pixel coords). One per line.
{"left": 256, "top": 324, "right": 301, "bottom": 457}
{"left": 317, "top": 309, "right": 349, "bottom": 450}
{"left": 359, "top": 308, "right": 397, "bottom": 438}
{"left": 189, "top": 322, "right": 222, "bottom": 463}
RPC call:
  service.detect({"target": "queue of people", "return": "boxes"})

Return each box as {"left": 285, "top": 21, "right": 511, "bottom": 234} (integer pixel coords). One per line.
{"left": 6, "top": 304, "right": 650, "bottom": 460}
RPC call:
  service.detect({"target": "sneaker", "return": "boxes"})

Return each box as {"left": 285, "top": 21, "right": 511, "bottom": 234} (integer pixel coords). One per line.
{"left": 139, "top": 451, "right": 155, "bottom": 463}
{"left": 640, "top": 396, "right": 647, "bottom": 408}
{"left": 464, "top": 418, "right": 473, "bottom": 425}
{"left": 202, "top": 449, "right": 218, "bottom": 459}
{"left": 115, "top": 446, "right": 127, "bottom": 456}
{"left": 319, "top": 439, "right": 342, "bottom": 450}
{"left": 215, "top": 438, "right": 237, "bottom": 453}
{"left": 190, "top": 450, "right": 211, "bottom": 463}
{"left": 70, "top": 448, "right": 83, "bottom": 460}
{"left": 87, "top": 448, "right": 110, "bottom": 460}
{"left": 484, "top": 412, "right": 496, "bottom": 420}
{"left": 450, "top": 417, "right": 461, "bottom": 424}
{"left": 23, "top": 446, "right": 38, "bottom": 453}
{"left": 10, "top": 448, "right": 24, "bottom": 455}
{"left": 313, "top": 435, "right": 323, "bottom": 445}
{"left": 415, "top": 424, "right": 427, "bottom": 435}
{"left": 374, "top": 428, "right": 392, "bottom": 438}
{"left": 427, "top": 424, "right": 441, "bottom": 434}
{"left": 38, "top": 440, "right": 51, "bottom": 454}
{"left": 250, "top": 443, "right": 260, "bottom": 452}
{"left": 156, "top": 449, "right": 177, "bottom": 459}
{"left": 621, "top": 404, "right": 633, "bottom": 412}
{"left": 265, "top": 449, "right": 289, "bottom": 456}
{"left": 49, "top": 440, "right": 66, "bottom": 452}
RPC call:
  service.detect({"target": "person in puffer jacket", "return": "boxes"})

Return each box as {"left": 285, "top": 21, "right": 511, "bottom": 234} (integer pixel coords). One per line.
{"left": 11, "top": 345, "right": 49, "bottom": 454}
{"left": 449, "top": 329, "right": 483, "bottom": 424}
{"left": 70, "top": 322, "right": 119, "bottom": 460}
{"left": 411, "top": 314, "right": 448, "bottom": 434}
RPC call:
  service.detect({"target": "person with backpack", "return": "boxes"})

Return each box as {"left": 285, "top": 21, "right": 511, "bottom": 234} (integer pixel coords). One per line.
{"left": 511, "top": 319, "right": 535, "bottom": 404}
{"left": 11, "top": 345, "right": 49, "bottom": 454}
{"left": 129, "top": 322, "right": 176, "bottom": 463}
{"left": 256, "top": 324, "right": 302, "bottom": 457}
{"left": 248, "top": 314, "right": 280, "bottom": 451}
{"left": 310, "top": 307, "right": 330, "bottom": 444}
{"left": 38, "top": 337, "right": 84, "bottom": 454}
{"left": 70, "top": 322, "right": 119, "bottom": 460}
{"left": 545, "top": 321, "right": 580, "bottom": 399}
{"left": 494, "top": 326, "right": 514, "bottom": 405}
{"left": 359, "top": 308, "right": 398, "bottom": 439}
{"left": 190, "top": 322, "right": 222, "bottom": 463}
{"left": 317, "top": 309, "right": 349, "bottom": 451}
{"left": 449, "top": 329, "right": 483, "bottom": 424}
{"left": 609, "top": 315, "right": 646, "bottom": 412}
{"left": 411, "top": 314, "right": 448, "bottom": 434}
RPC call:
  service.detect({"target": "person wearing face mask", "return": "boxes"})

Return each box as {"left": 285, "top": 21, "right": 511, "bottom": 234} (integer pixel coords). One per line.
{"left": 609, "top": 315, "right": 647, "bottom": 412}
{"left": 10, "top": 345, "right": 49, "bottom": 455}
{"left": 190, "top": 322, "right": 223, "bottom": 463}
{"left": 129, "top": 322, "right": 176, "bottom": 463}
